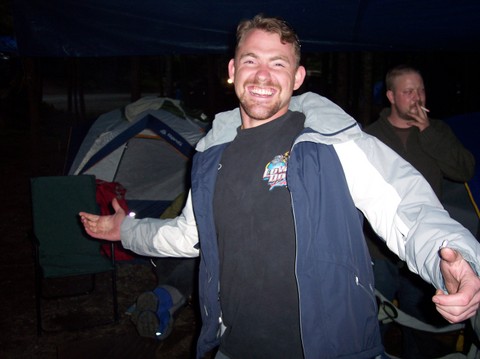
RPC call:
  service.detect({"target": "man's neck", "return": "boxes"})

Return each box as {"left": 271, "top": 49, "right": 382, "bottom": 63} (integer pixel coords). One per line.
{"left": 241, "top": 109, "right": 290, "bottom": 130}
{"left": 387, "top": 111, "right": 411, "bottom": 129}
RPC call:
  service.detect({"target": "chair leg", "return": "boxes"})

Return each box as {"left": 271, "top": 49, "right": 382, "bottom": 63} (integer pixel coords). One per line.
{"left": 112, "top": 268, "right": 119, "bottom": 322}
{"left": 35, "top": 285, "right": 42, "bottom": 335}
{"left": 34, "top": 246, "right": 43, "bottom": 336}
{"left": 110, "top": 243, "right": 119, "bottom": 322}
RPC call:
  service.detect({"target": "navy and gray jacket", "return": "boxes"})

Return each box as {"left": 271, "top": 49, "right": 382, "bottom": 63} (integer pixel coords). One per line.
{"left": 121, "top": 92, "right": 480, "bottom": 358}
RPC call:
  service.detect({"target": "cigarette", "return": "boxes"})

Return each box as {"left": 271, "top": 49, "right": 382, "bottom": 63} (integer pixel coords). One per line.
{"left": 420, "top": 106, "right": 430, "bottom": 113}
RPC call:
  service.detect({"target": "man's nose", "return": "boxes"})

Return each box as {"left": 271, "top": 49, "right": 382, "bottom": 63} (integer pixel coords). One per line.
{"left": 255, "top": 66, "right": 271, "bottom": 82}
{"left": 412, "top": 89, "right": 421, "bottom": 101}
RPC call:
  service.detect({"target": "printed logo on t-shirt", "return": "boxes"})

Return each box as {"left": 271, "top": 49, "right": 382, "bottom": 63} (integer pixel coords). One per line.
{"left": 262, "top": 151, "right": 289, "bottom": 190}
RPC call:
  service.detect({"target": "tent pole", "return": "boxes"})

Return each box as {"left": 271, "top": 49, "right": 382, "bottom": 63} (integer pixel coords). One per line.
{"left": 112, "top": 142, "right": 129, "bottom": 182}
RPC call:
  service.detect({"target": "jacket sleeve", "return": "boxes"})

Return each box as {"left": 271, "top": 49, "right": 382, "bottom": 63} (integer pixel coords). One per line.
{"left": 120, "top": 190, "right": 200, "bottom": 258}
{"left": 333, "top": 133, "right": 480, "bottom": 290}
{"left": 419, "top": 120, "right": 475, "bottom": 182}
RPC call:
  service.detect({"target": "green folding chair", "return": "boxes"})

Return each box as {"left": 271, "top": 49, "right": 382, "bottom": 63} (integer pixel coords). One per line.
{"left": 31, "top": 175, "right": 119, "bottom": 335}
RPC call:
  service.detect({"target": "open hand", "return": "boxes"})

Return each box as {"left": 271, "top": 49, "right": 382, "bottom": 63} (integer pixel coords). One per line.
{"left": 79, "top": 197, "right": 125, "bottom": 241}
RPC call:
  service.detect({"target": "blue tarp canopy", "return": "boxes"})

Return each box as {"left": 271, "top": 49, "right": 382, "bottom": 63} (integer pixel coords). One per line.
{"left": 444, "top": 113, "right": 480, "bottom": 220}
{"left": 12, "top": 0, "right": 480, "bottom": 57}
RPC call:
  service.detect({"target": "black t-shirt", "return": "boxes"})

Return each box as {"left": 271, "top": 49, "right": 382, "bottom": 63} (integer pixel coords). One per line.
{"left": 213, "top": 111, "right": 305, "bottom": 358}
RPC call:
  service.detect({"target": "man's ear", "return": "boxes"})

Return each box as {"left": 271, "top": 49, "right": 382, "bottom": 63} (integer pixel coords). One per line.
{"left": 293, "top": 66, "right": 306, "bottom": 90}
{"left": 386, "top": 90, "right": 395, "bottom": 105}
{"left": 228, "top": 59, "right": 235, "bottom": 83}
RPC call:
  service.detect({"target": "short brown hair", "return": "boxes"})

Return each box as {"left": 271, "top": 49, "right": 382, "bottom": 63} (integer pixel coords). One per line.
{"left": 386, "top": 65, "right": 422, "bottom": 91}
{"left": 235, "top": 14, "right": 301, "bottom": 67}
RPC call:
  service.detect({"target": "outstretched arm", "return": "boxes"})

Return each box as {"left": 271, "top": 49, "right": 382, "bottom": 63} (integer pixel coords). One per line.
{"left": 331, "top": 135, "right": 480, "bottom": 323}
{"left": 290, "top": 92, "right": 480, "bottom": 323}
{"left": 79, "top": 197, "right": 126, "bottom": 241}
{"left": 433, "top": 247, "right": 480, "bottom": 323}
{"left": 80, "top": 191, "right": 199, "bottom": 258}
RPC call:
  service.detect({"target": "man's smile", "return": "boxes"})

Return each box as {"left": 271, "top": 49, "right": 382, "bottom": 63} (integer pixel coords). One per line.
{"left": 248, "top": 85, "right": 276, "bottom": 97}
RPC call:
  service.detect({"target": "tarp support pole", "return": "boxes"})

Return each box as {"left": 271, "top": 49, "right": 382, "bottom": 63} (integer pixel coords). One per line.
{"left": 130, "top": 56, "right": 141, "bottom": 103}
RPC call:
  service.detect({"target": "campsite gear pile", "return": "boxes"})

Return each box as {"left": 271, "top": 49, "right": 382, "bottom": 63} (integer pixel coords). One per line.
{"left": 376, "top": 290, "right": 480, "bottom": 358}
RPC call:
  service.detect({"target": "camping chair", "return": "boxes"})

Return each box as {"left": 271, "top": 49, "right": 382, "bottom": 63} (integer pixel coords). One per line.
{"left": 31, "top": 175, "right": 119, "bottom": 335}
{"left": 376, "top": 290, "right": 480, "bottom": 358}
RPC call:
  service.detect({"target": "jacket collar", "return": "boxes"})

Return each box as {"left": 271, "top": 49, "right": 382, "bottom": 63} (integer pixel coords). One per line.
{"left": 196, "top": 92, "right": 361, "bottom": 152}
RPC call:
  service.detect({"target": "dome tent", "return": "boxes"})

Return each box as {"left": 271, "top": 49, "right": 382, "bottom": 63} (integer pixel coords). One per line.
{"left": 69, "top": 97, "right": 207, "bottom": 219}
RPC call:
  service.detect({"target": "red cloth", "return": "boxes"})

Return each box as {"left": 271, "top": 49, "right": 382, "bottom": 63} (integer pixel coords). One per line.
{"left": 95, "top": 179, "right": 136, "bottom": 260}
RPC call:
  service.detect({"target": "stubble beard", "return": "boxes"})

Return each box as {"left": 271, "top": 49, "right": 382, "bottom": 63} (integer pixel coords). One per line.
{"left": 238, "top": 87, "right": 282, "bottom": 121}
{"left": 395, "top": 103, "right": 418, "bottom": 122}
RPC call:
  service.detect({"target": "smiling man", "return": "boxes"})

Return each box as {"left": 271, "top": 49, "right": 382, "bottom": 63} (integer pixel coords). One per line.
{"left": 229, "top": 24, "right": 305, "bottom": 127}
{"left": 80, "top": 15, "right": 480, "bottom": 359}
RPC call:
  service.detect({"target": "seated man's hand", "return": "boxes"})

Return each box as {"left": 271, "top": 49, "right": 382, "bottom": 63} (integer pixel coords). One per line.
{"left": 79, "top": 198, "right": 125, "bottom": 241}
{"left": 433, "top": 247, "right": 480, "bottom": 323}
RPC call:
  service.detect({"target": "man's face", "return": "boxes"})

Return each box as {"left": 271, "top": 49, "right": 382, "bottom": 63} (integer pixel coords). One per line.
{"left": 228, "top": 29, "right": 306, "bottom": 128}
{"left": 387, "top": 72, "right": 426, "bottom": 121}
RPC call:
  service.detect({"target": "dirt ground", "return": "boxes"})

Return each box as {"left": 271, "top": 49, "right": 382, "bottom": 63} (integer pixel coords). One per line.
{"left": 0, "top": 107, "right": 206, "bottom": 359}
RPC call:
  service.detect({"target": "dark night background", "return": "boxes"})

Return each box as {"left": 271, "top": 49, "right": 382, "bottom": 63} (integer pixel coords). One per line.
{"left": 1, "top": 1, "right": 480, "bottom": 358}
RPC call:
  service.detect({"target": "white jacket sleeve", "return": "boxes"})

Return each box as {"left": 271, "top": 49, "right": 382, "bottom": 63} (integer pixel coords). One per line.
{"left": 333, "top": 132, "right": 480, "bottom": 289}
{"left": 120, "top": 190, "right": 199, "bottom": 258}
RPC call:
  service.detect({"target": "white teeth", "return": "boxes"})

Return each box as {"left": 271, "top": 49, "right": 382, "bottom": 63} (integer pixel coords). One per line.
{"left": 251, "top": 87, "right": 273, "bottom": 96}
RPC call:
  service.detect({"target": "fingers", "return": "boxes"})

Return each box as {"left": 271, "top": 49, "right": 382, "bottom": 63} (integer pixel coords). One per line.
{"left": 435, "top": 249, "right": 480, "bottom": 323}
{"left": 433, "top": 289, "right": 470, "bottom": 307}
{"left": 79, "top": 214, "right": 99, "bottom": 233}
{"left": 433, "top": 286, "right": 480, "bottom": 323}
{"left": 79, "top": 212, "right": 106, "bottom": 237}
{"left": 112, "top": 197, "right": 121, "bottom": 212}
{"left": 79, "top": 212, "right": 99, "bottom": 222}
{"left": 436, "top": 306, "right": 477, "bottom": 323}
{"left": 111, "top": 197, "right": 126, "bottom": 215}
{"left": 415, "top": 102, "right": 428, "bottom": 116}
{"left": 435, "top": 299, "right": 479, "bottom": 323}
{"left": 407, "top": 103, "right": 429, "bottom": 130}
{"left": 434, "top": 294, "right": 473, "bottom": 323}
{"left": 439, "top": 247, "right": 460, "bottom": 263}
